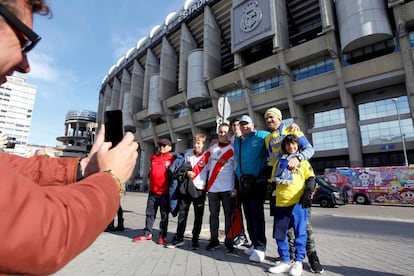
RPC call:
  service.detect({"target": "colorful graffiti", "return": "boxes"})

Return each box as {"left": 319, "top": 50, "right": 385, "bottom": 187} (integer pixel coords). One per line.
{"left": 324, "top": 166, "right": 414, "bottom": 205}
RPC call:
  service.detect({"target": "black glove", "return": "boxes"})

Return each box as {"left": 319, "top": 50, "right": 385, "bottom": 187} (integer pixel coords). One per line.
{"left": 300, "top": 190, "right": 313, "bottom": 208}
{"left": 301, "top": 177, "right": 316, "bottom": 208}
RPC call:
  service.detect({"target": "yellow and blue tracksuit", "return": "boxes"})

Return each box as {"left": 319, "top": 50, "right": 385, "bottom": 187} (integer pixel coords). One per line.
{"left": 273, "top": 159, "right": 315, "bottom": 263}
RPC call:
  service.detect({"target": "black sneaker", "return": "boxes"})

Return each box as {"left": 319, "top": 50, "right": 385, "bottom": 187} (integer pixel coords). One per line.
{"left": 224, "top": 238, "right": 234, "bottom": 253}
{"left": 104, "top": 223, "right": 115, "bottom": 232}
{"left": 166, "top": 238, "right": 185, "bottom": 249}
{"left": 308, "top": 252, "right": 324, "bottom": 274}
{"left": 206, "top": 240, "right": 220, "bottom": 251}
{"left": 114, "top": 224, "right": 124, "bottom": 231}
{"left": 192, "top": 239, "right": 200, "bottom": 250}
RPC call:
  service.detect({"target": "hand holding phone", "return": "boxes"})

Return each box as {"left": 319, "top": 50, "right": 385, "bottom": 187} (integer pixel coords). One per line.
{"left": 104, "top": 110, "right": 123, "bottom": 148}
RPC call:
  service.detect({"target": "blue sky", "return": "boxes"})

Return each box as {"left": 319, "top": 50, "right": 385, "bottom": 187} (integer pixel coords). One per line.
{"left": 19, "top": 0, "right": 184, "bottom": 146}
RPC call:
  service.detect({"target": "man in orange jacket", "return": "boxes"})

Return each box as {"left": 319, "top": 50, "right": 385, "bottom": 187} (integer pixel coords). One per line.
{"left": 0, "top": 1, "right": 139, "bottom": 274}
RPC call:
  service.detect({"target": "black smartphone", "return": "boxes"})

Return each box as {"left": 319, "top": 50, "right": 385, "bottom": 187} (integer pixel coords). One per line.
{"left": 104, "top": 110, "right": 123, "bottom": 148}
{"left": 0, "top": 131, "right": 16, "bottom": 149}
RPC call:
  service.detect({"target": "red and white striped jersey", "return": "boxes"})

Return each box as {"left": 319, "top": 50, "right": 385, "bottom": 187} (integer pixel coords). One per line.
{"left": 184, "top": 149, "right": 210, "bottom": 190}
{"left": 207, "top": 142, "right": 235, "bottom": 192}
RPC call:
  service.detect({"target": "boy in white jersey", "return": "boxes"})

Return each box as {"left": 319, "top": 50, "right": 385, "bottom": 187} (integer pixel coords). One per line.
{"left": 206, "top": 123, "right": 237, "bottom": 252}
{"left": 166, "top": 133, "right": 210, "bottom": 250}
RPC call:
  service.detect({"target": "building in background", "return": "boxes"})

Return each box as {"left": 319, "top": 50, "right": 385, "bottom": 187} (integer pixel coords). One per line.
{"left": 97, "top": 0, "right": 414, "bottom": 179}
{"left": 0, "top": 76, "right": 36, "bottom": 157}
{"left": 55, "top": 110, "right": 97, "bottom": 158}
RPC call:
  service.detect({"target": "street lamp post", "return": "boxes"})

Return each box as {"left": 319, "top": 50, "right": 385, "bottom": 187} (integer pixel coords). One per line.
{"left": 392, "top": 98, "right": 409, "bottom": 166}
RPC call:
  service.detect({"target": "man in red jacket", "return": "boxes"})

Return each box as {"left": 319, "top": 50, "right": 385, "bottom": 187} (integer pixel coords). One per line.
{"left": 133, "top": 138, "right": 175, "bottom": 245}
{"left": 0, "top": 1, "right": 139, "bottom": 274}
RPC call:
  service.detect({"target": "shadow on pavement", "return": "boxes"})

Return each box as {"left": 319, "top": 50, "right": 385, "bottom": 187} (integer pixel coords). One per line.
{"left": 323, "top": 265, "right": 406, "bottom": 276}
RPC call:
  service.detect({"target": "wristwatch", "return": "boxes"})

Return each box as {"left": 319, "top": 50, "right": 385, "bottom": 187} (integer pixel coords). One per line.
{"left": 296, "top": 155, "right": 302, "bottom": 162}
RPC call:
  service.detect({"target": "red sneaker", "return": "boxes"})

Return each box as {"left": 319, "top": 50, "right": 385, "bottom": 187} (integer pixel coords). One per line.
{"left": 158, "top": 236, "right": 166, "bottom": 245}
{"left": 133, "top": 234, "right": 152, "bottom": 242}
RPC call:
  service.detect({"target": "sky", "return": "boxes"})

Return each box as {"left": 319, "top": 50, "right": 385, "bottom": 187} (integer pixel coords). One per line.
{"left": 18, "top": 0, "right": 185, "bottom": 146}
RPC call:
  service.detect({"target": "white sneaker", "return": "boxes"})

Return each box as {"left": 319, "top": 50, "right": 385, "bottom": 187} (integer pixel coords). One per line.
{"left": 289, "top": 261, "right": 303, "bottom": 276}
{"left": 243, "top": 245, "right": 254, "bottom": 255}
{"left": 249, "top": 249, "right": 265, "bottom": 263}
{"left": 268, "top": 261, "right": 292, "bottom": 274}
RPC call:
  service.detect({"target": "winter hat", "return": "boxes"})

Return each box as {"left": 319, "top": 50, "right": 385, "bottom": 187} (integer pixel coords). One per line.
{"left": 265, "top": 107, "right": 282, "bottom": 121}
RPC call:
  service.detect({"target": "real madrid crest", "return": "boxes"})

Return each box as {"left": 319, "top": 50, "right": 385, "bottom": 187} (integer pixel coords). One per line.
{"left": 240, "top": 1, "right": 262, "bottom": 33}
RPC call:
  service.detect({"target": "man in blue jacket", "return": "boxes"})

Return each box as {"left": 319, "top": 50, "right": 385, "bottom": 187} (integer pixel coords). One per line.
{"left": 233, "top": 115, "right": 269, "bottom": 263}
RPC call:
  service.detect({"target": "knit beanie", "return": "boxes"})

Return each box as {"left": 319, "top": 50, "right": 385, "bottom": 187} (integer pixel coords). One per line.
{"left": 265, "top": 107, "right": 282, "bottom": 120}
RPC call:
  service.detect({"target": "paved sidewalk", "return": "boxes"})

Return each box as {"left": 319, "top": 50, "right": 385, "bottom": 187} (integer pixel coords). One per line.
{"left": 55, "top": 192, "right": 414, "bottom": 276}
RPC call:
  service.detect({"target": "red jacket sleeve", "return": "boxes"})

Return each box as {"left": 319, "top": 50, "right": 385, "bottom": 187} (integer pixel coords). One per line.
{"left": 0, "top": 156, "right": 120, "bottom": 275}
{"left": 0, "top": 153, "right": 79, "bottom": 185}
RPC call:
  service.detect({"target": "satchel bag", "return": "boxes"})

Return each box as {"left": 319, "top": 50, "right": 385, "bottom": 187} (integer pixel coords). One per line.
{"left": 239, "top": 174, "right": 256, "bottom": 195}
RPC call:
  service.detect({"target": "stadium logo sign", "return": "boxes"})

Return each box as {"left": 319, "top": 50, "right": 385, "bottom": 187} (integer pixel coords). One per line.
{"left": 240, "top": 1, "right": 262, "bottom": 32}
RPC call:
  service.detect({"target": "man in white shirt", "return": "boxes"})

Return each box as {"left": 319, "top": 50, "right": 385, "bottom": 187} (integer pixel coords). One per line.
{"left": 206, "top": 123, "right": 237, "bottom": 252}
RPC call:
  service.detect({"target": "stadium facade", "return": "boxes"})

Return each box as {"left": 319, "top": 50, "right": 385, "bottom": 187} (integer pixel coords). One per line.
{"left": 97, "top": 0, "right": 414, "bottom": 175}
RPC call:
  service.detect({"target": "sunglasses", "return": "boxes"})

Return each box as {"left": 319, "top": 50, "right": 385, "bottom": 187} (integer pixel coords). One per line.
{"left": 0, "top": 4, "right": 41, "bottom": 54}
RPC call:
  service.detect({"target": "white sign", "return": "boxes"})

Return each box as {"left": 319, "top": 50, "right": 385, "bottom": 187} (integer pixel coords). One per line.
{"left": 217, "top": 96, "right": 231, "bottom": 119}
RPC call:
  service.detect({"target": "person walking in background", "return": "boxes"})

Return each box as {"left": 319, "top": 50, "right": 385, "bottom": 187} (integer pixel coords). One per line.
{"left": 166, "top": 133, "right": 210, "bottom": 250}
{"left": 268, "top": 134, "right": 315, "bottom": 276}
{"left": 206, "top": 123, "right": 236, "bottom": 252}
{"left": 233, "top": 115, "right": 269, "bottom": 263}
{"left": 264, "top": 107, "right": 324, "bottom": 273}
{"left": 133, "top": 138, "right": 175, "bottom": 245}
{"left": 105, "top": 205, "right": 124, "bottom": 232}
{"left": 0, "top": 1, "right": 139, "bottom": 275}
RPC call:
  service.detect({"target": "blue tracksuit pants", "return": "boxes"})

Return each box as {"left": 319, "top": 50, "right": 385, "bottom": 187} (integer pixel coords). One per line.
{"left": 273, "top": 203, "right": 308, "bottom": 262}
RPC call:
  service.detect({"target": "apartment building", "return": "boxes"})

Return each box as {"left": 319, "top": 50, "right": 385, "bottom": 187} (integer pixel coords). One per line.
{"left": 0, "top": 76, "right": 36, "bottom": 157}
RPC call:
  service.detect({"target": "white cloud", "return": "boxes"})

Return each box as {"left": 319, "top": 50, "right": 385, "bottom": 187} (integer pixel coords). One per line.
{"left": 26, "top": 52, "right": 60, "bottom": 83}
{"left": 19, "top": 50, "right": 79, "bottom": 100}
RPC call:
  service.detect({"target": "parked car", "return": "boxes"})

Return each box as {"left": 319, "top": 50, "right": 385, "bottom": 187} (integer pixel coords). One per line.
{"left": 313, "top": 176, "right": 347, "bottom": 207}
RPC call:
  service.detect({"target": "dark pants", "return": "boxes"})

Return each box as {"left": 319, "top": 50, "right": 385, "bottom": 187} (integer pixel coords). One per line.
{"left": 234, "top": 178, "right": 247, "bottom": 239}
{"left": 239, "top": 181, "right": 267, "bottom": 250}
{"left": 175, "top": 191, "right": 206, "bottom": 241}
{"left": 106, "top": 205, "right": 123, "bottom": 231}
{"left": 208, "top": 191, "right": 234, "bottom": 242}
{"left": 144, "top": 191, "right": 169, "bottom": 238}
{"left": 117, "top": 206, "right": 123, "bottom": 225}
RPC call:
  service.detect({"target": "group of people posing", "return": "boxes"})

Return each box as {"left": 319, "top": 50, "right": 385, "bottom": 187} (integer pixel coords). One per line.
{"left": 133, "top": 107, "right": 324, "bottom": 276}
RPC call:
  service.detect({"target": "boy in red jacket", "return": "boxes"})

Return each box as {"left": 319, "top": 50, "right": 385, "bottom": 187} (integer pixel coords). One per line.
{"left": 133, "top": 138, "right": 175, "bottom": 245}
